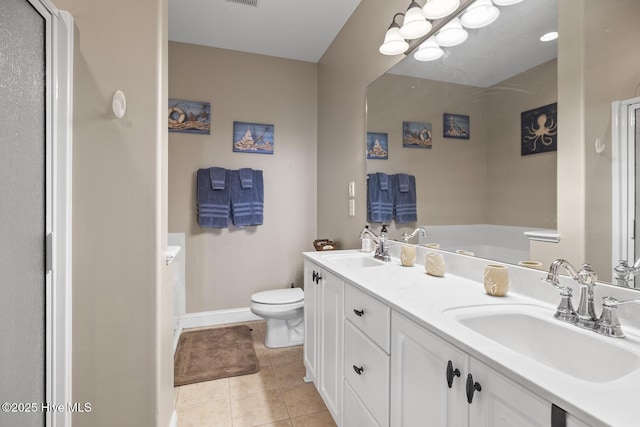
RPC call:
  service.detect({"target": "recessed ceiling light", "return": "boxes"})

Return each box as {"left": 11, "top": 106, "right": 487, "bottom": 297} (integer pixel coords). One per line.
{"left": 540, "top": 31, "right": 558, "bottom": 42}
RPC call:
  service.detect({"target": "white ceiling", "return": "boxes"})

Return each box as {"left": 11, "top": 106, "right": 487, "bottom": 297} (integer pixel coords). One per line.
{"left": 168, "top": 0, "right": 362, "bottom": 63}
{"left": 388, "top": 0, "right": 558, "bottom": 87}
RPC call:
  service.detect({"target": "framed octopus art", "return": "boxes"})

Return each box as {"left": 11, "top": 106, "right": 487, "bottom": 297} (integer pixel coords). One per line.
{"left": 521, "top": 102, "right": 557, "bottom": 155}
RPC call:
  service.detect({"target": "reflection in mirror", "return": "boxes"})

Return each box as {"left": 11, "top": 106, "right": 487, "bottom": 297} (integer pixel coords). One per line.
{"left": 366, "top": 0, "right": 557, "bottom": 266}
{"left": 612, "top": 98, "right": 640, "bottom": 288}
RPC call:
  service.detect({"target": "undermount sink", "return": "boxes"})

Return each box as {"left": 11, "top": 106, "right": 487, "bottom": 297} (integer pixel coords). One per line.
{"left": 322, "top": 253, "right": 385, "bottom": 269}
{"left": 445, "top": 304, "right": 640, "bottom": 383}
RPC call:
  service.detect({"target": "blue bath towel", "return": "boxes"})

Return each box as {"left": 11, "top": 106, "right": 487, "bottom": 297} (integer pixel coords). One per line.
{"left": 367, "top": 173, "right": 394, "bottom": 224}
{"left": 196, "top": 168, "right": 230, "bottom": 228}
{"left": 209, "top": 167, "right": 227, "bottom": 190}
{"left": 393, "top": 173, "right": 417, "bottom": 224}
{"left": 238, "top": 168, "right": 253, "bottom": 189}
{"left": 230, "top": 169, "right": 264, "bottom": 227}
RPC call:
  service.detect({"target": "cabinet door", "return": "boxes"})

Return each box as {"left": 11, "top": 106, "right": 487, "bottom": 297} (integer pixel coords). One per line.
{"left": 303, "top": 261, "right": 319, "bottom": 384}
{"left": 319, "top": 270, "right": 343, "bottom": 423}
{"left": 467, "top": 358, "right": 550, "bottom": 427}
{"left": 344, "top": 380, "right": 381, "bottom": 427}
{"left": 390, "top": 312, "right": 468, "bottom": 427}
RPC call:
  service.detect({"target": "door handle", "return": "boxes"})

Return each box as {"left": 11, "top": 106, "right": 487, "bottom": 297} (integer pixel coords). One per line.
{"left": 466, "top": 374, "right": 482, "bottom": 403}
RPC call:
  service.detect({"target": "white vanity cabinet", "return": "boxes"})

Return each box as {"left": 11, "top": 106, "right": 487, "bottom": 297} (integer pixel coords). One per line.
{"left": 303, "top": 260, "right": 343, "bottom": 424}
{"left": 391, "top": 311, "right": 552, "bottom": 427}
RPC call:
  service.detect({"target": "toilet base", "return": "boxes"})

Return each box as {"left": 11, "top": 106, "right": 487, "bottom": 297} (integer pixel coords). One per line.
{"left": 264, "top": 317, "right": 304, "bottom": 348}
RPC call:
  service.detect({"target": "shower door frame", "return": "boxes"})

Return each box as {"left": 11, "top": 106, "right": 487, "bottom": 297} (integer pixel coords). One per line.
{"left": 612, "top": 96, "right": 640, "bottom": 287}
{"left": 31, "top": 1, "right": 74, "bottom": 426}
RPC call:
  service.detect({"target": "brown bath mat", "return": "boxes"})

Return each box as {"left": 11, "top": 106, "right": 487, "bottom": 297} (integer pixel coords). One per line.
{"left": 174, "top": 325, "right": 259, "bottom": 386}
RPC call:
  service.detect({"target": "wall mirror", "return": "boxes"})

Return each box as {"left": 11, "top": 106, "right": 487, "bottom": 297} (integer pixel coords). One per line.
{"left": 367, "top": 0, "right": 640, "bottom": 289}
{"left": 366, "top": 0, "right": 558, "bottom": 266}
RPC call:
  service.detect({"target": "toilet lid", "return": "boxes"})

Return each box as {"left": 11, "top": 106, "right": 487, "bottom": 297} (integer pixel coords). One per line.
{"left": 251, "top": 288, "right": 304, "bottom": 305}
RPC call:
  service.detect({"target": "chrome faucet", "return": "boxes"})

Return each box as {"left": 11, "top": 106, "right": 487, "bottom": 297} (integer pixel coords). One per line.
{"left": 544, "top": 259, "right": 597, "bottom": 327}
{"left": 613, "top": 259, "right": 640, "bottom": 288}
{"left": 544, "top": 259, "right": 640, "bottom": 338}
{"left": 375, "top": 225, "right": 392, "bottom": 262}
{"left": 401, "top": 226, "right": 427, "bottom": 243}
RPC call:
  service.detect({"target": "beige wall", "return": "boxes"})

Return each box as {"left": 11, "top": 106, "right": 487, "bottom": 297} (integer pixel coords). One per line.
{"left": 317, "top": 0, "right": 405, "bottom": 248}
{"left": 365, "top": 59, "right": 557, "bottom": 234}
{"left": 55, "top": 0, "right": 171, "bottom": 425}
{"left": 486, "top": 59, "right": 557, "bottom": 228}
{"left": 168, "top": 42, "right": 318, "bottom": 313}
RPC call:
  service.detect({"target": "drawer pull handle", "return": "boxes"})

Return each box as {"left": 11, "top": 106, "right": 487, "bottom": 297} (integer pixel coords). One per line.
{"left": 315, "top": 273, "right": 322, "bottom": 284}
{"left": 446, "top": 360, "right": 460, "bottom": 389}
{"left": 466, "top": 374, "right": 482, "bottom": 404}
{"left": 353, "top": 309, "right": 365, "bottom": 317}
{"left": 353, "top": 365, "right": 364, "bottom": 375}
{"left": 312, "top": 271, "right": 317, "bottom": 282}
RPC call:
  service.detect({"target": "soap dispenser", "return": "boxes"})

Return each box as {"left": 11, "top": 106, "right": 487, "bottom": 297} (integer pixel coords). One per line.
{"left": 361, "top": 225, "right": 373, "bottom": 252}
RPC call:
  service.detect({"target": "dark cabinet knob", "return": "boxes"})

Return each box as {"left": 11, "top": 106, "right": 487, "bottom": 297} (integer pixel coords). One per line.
{"left": 353, "top": 309, "right": 365, "bottom": 317}
{"left": 466, "top": 374, "right": 482, "bottom": 403}
{"left": 446, "top": 360, "right": 460, "bottom": 389}
{"left": 353, "top": 365, "right": 364, "bottom": 375}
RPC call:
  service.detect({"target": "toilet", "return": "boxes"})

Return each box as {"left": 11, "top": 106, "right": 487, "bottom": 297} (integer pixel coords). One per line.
{"left": 250, "top": 287, "right": 304, "bottom": 348}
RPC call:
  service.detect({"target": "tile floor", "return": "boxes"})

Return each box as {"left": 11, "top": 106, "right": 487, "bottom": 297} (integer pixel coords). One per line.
{"left": 174, "top": 320, "right": 337, "bottom": 427}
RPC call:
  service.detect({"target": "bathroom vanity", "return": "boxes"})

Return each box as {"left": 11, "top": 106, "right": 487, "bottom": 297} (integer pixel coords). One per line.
{"left": 303, "top": 248, "right": 640, "bottom": 427}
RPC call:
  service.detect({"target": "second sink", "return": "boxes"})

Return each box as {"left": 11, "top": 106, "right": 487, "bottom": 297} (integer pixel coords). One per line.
{"left": 445, "top": 304, "right": 640, "bottom": 383}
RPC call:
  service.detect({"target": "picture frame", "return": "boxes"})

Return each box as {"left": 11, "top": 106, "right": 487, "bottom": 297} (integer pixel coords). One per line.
{"left": 521, "top": 102, "right": 557, "bottom": 155}
{"left": 367, "top": 132, "right": 389, "bottom": 159}
{"left": 443, "top": 113, "right": 470, "bottom": 139}
{"left": 402, "top": 121, "right": 433, "bottom": 149}
{"left": 233, "top": 121, "right": 274, "bottom": 154}
{"left": 168, "top": 99, "right": 210, "bottom": 134}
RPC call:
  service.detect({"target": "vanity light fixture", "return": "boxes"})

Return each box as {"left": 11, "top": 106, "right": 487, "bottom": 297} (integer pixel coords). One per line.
{"left": 379, "top": 13, "right": 410, "bottom": 55}
{"left": 460, "top": 0, "right": 500, "bottom": 29}
{"left": 422, "top": 0, "right": 461, "bottom": 20}
{"left": 435, "top": 17, "right": 468, "bottom": 47}
{"left": 414, "top": 37, "right": 445, "bottom": 61}
{"left": 380, "top": 0, "right": 529, "bottom": 57}
{"left": 399, "top": 0, "right": 433, "bottom": 40}
{"left": 540, "top": 31, "right": 558, "bottom": 42}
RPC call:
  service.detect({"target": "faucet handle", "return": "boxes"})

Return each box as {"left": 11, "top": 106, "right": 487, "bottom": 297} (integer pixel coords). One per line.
{"left": 595, "top": 297, "right": 640, "bottom": 338}
{"left": 541, "top": 278, "right": 577, "bottom": 323}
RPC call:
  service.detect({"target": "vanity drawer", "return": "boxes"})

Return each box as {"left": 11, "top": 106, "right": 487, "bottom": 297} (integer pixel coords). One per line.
{"left": 343, "top": 380, "right": 381, "bottom": 427}
{"left": 344, "top": 320, "right": 390, "bottom": 427}
{"left": 345, "top": 284, "right": 391, "bottom": 353}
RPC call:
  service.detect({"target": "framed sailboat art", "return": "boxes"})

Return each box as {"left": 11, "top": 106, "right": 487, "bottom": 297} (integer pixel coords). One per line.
{"left": 233, "top": 121, "right": 274, "bottom": 154}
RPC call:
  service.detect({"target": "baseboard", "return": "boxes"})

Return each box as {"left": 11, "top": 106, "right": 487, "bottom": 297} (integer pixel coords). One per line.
{"left": 173, "top": 325, "right": 183, "bottom": 356}
{"left": 178, "top": 307, "right": 262, "bottom": 330}
{"left": 169, "top": 410, "right": 177, "bottom": 427}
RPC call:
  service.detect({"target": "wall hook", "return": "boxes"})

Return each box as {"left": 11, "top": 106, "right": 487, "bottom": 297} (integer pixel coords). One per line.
{"left": 595, "top": 138, "right": 605, "bottom": 154}
{"left": 112, "top": 90, "right": 127, "bottom": 118}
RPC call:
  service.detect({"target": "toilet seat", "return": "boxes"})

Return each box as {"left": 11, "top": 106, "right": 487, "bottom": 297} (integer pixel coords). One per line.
{"left": 251, "top": 288, "right": 303, "bottom": 305}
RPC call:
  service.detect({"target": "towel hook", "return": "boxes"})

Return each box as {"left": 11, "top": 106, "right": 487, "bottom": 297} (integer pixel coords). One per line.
{"left": 595, "top": 138, "right": 605, "bottom": 155}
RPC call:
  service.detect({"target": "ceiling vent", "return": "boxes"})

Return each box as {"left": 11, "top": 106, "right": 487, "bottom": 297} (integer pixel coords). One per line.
{"left": 227, "top": 0, "right": 259, "bottom": 7}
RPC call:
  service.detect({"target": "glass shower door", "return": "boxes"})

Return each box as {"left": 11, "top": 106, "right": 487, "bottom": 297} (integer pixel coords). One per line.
{"left": 0, "top": 0, "right": 46, "bottom": 425}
